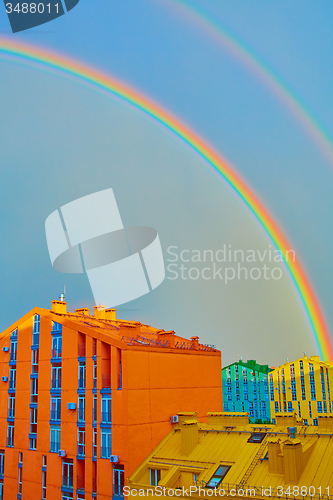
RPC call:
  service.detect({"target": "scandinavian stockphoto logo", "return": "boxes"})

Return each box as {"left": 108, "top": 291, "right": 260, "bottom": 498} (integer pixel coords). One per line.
{"left": 45, "top": 189, "right": 165, "bottom": 308}
{"left": 3, "top": 0, "right": 80, "bottom": 33}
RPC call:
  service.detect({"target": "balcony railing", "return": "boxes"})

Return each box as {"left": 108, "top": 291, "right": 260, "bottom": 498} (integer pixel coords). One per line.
{"left": 93, "top": 378, "right": 97, "bottom": 389}
{"left": 50, "top": 441, "right": 60, "bottom": 453}
{"left": 50, "top": 410, "right": 61, "bottom": 421}
{"left": 77, "top": 475, "right": 85, "bottom": 490}
{"left": 113, "top": 484, "right": 124, "bottom": 496}
{"left": 9, "top": 352, "right": 17, "bottom": 362}
{"left": 102, "top": 374, "right": 111, "bottom": 389}
{"left": 8, "top": 381, "right": 15, "bottom": 390}
{"left": 93, "top": 408, "right": 97, "bottom": 422}
{"left": 51, "top": 379, "right": 61, "bottom": 390}
{"left": 77, "top": 444, "right": 85, "bottom": 457}
{"left": 52, "top": 349, "right": 62, "bottom": 359}
{"left": 78, "top": 378, "right": 85, "bottom": 390}
{"left": 93, "top": 445, "right": 97, "bottom": 458}
{"left": 32, "top": 334, "right": 39, "bottom": 346}
{"left": 78, "top": 408, "right": 85, "bottom": 422}
{"left": 7, "top": 408, "right": 14, "bottom": 419}
{"left": 101, "top": 412, "right": 111, "bottom": 424}
{"left": 7, "top": 437, "right": 13, "bottom": 447}
{"left": 101, "top": 447, "right": 111, "bottom": 459}
{"left": 78, "top": 344, "right": 86, "bottom": 358}
{"left": 62, "top": 475, "right": 73, "bottom": 488}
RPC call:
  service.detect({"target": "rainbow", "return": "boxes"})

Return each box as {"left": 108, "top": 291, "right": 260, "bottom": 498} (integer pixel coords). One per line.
{"left": 166, "top": 0, "right": 333, "bottom": 167}
{"left": 0, "top": 37, "right": 331, "bottom": 360}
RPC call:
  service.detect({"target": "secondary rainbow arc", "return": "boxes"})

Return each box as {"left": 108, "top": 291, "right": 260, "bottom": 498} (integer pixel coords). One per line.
{"left": 0, "top": 37, "right": 331, "bottom": 360}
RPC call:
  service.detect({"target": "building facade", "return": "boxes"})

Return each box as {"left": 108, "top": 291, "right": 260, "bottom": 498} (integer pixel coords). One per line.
{"left": 222, "top": 360, "right": 272, "bottom": 421}
{"left": 0, "top": 299, "right": 222, "bottom": 500}
{"left": 269, "top": 355, "right": 333, "bottom": 425}
{"left": 127, "top": 412, "right": 333, "bottom": 499}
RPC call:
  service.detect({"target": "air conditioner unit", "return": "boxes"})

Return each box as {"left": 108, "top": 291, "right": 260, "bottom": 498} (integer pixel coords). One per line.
{"left": 1, "top": 376, "right": 7, "bottom": 382}
{"left": 110, "top": 455, "right": 119, "bottom": 464}
{"left": 58, "top": 450, "right": 67, "bottom": 458}
{"left": 170, "top": 415, "right": 179, "bottom": 424}
{"left": 67, "top": 403, "right": 76, "bottom": 410}
{"left": 2, "top": 347, "right": 8, "bottom": 352}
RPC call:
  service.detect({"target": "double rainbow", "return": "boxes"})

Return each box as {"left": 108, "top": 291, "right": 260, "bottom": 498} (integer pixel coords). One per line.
{"left": 0, "top": 37, "right": 331, "bottom": 359}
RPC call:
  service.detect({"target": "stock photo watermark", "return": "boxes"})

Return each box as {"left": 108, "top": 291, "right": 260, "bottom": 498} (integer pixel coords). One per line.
{"left": 166, "top": 245, "right": 295, "bottom": 283}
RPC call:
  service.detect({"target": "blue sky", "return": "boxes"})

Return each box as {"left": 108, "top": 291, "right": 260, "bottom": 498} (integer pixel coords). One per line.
{"left": 1, "top": 0, "right": 333, "bottom": 365}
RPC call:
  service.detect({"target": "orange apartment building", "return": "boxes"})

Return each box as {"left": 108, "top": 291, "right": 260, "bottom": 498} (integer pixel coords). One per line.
{"left": 0, "top": 298, "right": 222, "bottom": 500}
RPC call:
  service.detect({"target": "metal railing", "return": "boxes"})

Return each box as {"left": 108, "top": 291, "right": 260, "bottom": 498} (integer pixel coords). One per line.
{"left": 77, "top": 444, "right": 85, "bottom": 457}
{"left": 50, "top": 410, "right": 61, "bottom": 421}
{"left": 52, "top": 348, "right": 62, "bottom": 359}
{"left": 113, "top": 483, "right": 124, "bottom": 496}
{"left": 32, "top": 333, "right": 39, "bottom": 346}
{"left": 78, "top": 408, "right": 85, "bottom": 422}
{"left": 7, "top": 408, "right": 14, "bottom": 419}
{"left": 51, "top": 379, "right": 61, "bottom": 390}
{"left": 101, "top": 412, "right": 111, "bottom": 424}
{"left": 102, "top": 374, "right": 111, "bottom": 389}
{"left": 62, "top": 475, "right": 73, "bottom": 488}
{"left": 8, "top": 381, "right": 15, "bottom": 390}
{"left": 78, "top": 378, "right": 85, "bottom": 389}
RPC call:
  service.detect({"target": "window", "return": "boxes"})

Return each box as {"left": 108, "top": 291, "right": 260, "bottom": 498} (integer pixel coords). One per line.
{"left": 93, "top": 394, "right": 97, "bottom": 423}
{"left": 7, "top": 423, "right": 14, "bottom": 447}
{"left": 309, "top": 401, "right": 312, "bottom": 418}
{"left": 93, "top": 338, "right": 97, "bottom": 357}
{"left": 30, "top": 407, "right": 38, "bottom": 434}
{"left": 113, "top": 465, "right": 124, "bottom": 496}
{"left": 32, "top": 349, "right": 39, "bottom": 374}
{"left": 30, "top": 438, "right": 37, "bottom": 450}
{"left": 304, "top": 419, "right": 308, "bottom": 425}
{"left": 78, "top": 396, "right": 85, "bottom": 422}
{"left": 298, "top": 401, "right": 301, "bottom": 418}
{"left": 0, "top": 451, "right": 4, "bottom": 475}
{"left": 31, "top": 378, "right": 38, "bottom": 403}
{"left": 9, "top": 367, "right": 16, "bottom": 391}
{"left": 62, "top": 459, "right": 73, "bottom": 488}
{"left": 52, "top": 336, "right": 62, "bottom": 359}
{"left": 78, "top": 362, "right": 86, "bottom": 389}
{"left": 269, "top": 374, "right": 274, "bottom": 401}
{"left": 101, "top": 429, "right": 111, "bottom": 458}
{"left": 93, "top": 427, "right": 97, "bottom": 458}
{"left": 274, "top": 402, "right": 279, "bottom": 413}
{"left": 62, "top": 495, "right": 73, "bottom": 500}
{"left": 287, "top": 402, "right": 293, "bottom": 413}
{"left": 248, "top": 433, "right": 266, "bottom": 444}
{"left": 52, "top": 322, "right": 62, "bottom": 333}
{"left": 42, "top": 469, "right": 47, "bottom": 499}
{"left": 249, "top": 402, "right": 254, "bottom": 417}
{"left": 18, "top": 465, "right": 22, "bottom": 494}
{"left": 10, "top": 337, "right": 17, "bottom": 362}
{"left": 101, "top": 395, "right": 111, "bottom": 423}
{"left": 77, "top": 427, "right": 85, "bottom": 457}
{"left": 51, "top": 397, "right": 61, "bottom": 421}
{"left": 33, "top": 315, "right": 40, "bottom": 345}
{"left": 317, "top": 401, "right": 323, "bottom": 413}
{"left": 51, "top": 365, "right": 61, "bottom": 390}
{"left": 50, "top": 425, "right": 60, "bottom": 453}
{"left": 313, "top": 418, "right": 318, "bottom": 426}
{"left": 8, "top": 396, "right": 15, "bottom": 419}
{"left": 150, "top": 469, "right": 161, "bottom": 486}
{"left": 43, "top": 455, "right": 47, "bottom": 467}
{"left": 223, "top": 403, "right": 228, "bottom": 411}
{"left": 206, "top": 466, "right": 230, "bottom": 488}
{"left": 324, "top": 401, "right": 327, "bottom": 413}
{"left": 93, "top": 360, "right": 97, "bottom": 389}
{"left": 117, "top": 348, "right": 122, "bottom": 390}
{"left": 193, "top": 473, "right": 199, "bottom": 484}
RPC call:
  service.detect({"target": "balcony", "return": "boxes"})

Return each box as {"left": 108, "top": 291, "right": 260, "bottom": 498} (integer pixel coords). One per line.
{"left": 62, "top": 475, "right": 73, "bottom": 489}
{"left": 93, "top": 378, "right": 97, "bottom": 390}
{"left": 9, "top": 352, "right": 17, "bottom": 363}
{"left": 50, "top": 441, "right": 60, "bottom": 453}
{"left": 7, "top": 437, "right": 13, "bottom": 448}
{"left": 78, "top": 344, "right": 86, "bottom": 358}
{"left": 117, "top": 373, "right": 122, "bottom": 390}
{"left": 102, "top": 374, "right": 111, "bottom": 390}
{"left": 77, "top": 475, "right": 85, "bottom": 491}
{"left": 93, "top": 445, "right": 97, "bottom": 458}
{"left": 101, "top": 412, "right": 111, "bottom": 424}
{"left": 52, "top": 348, "right": 62, "bottom": 360}
{"left": 8, "top": 381, "right": 16, "bottom": 391}
{"left": 93, "top": 408, "right": 97, "bottom": 422}
{"left": 50, "top": 410, "right": 61, "bottom": 421}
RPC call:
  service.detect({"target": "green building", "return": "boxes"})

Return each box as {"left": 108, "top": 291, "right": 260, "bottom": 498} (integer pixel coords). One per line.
{"left": 222, "top": 359, "right": 273, "bottom": 422}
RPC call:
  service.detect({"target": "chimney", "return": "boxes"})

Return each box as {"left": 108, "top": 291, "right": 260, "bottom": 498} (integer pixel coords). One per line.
{"left": 51, "top": 299, "right": 67, "bottom": 314}
{"left": 268, "top": 439, "right": 284, "bottom": 474}
{"left": 181, "top": 420, "right": 198, "bottom": 456}
{"left": 190, "top": 336, "right": 199, "bottom": 349}
{"left": 283, "top": 440, "right": 304, "bottom": 484}
{"left": 105, "top": 308, "right": 116, "bottom": 321}
{"left": 75, "top": 308, "right": 90, "bottom": 316}
{"left": 94, "top": 306, "right": 106, "bottom": 320}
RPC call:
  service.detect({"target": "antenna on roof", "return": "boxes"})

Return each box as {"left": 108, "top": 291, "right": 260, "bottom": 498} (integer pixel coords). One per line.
{"left": 59, "top": 286, "right": 66, "bottom": 302}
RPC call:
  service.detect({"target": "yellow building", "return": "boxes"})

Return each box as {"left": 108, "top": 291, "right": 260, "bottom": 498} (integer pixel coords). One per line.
{"left": 269, "top": 355, "right": 333, "bottom": 425}
{"left": 126, "top": 412, "right": 333, "bottom": 499}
